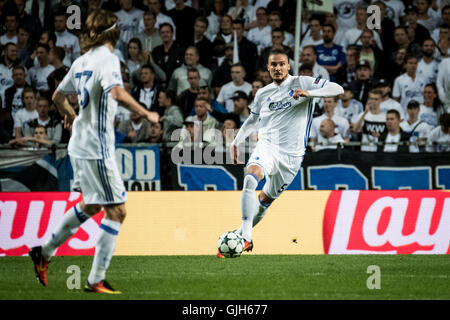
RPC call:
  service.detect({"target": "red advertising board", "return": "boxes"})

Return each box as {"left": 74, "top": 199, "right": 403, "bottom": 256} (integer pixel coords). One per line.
{"left": 0, "top": 192, "right": 103, "bottom": 256}
{"left": 324, "top": 190, "right": 450, "bottom": 254}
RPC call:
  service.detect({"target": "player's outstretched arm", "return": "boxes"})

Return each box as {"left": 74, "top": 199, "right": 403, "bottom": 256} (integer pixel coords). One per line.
{"left": 307, "top": 81, "right": 344, "bottom": 98}
{"left": 110, "top": 86, "right": 159, "bottom": 124}
{"left": 52, "top": 90, "right": 77, "bottom": 130}
{"left": 230, "top": 112, "right": 259, "bottom": 164}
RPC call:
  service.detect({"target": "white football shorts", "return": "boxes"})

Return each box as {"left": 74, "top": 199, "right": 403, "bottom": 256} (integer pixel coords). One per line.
{"left": 246, "top": 141, "right": 303, "bottom": 200}
{"left": 71, "top": 156, "right": 127, "bottom": 205}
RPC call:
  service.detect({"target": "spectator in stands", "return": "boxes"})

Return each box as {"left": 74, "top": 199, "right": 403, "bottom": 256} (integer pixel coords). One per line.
{"left": 115, "top": 0, "right": 144, "bottom": 53}
{"left": 217, "top": 62, "right": 252, "bottom": 112}
{"left": 117, "top": 109, "right": 151, "bottom": 143}
{"left": 211, "top": 14, "right": 233, "bottom": 63}
{"left": 247, "top": 6, "right": 271, "bottom": 54}
{"left": 313, "top": 118, "right": 345, "bottom": 152}
{"left": 0, "top": 12, "right": 19, "bottom": 45}
{"left": 404, "top": 4, "right": 431, "bottom": 47}
{"left": 300, "top": 45, "right": 330, "bottom": 80}
{"left": 131, "top": 64, "right": 163, "bottom": 116}
{"left": 335, "top": 45, "right": 360, "bottom": 85}
{"left": 4, "top": 65, "right": 29, "bottom": 117}
{"left": 426, "top": 113, "right": 450, "bottom": 152}
{"left": 353, "top": 89, "right": 387, "bottom": 152}
{"left": 378, "top": 109, "right": 410, "bottom": 152}
{"left": 145, "top": 0, "right": 176, "bottom": 32}
{"left": 372, "top": 1, "right": 396, "bottom": 59}
{"left": 349, "top": 59, "right": 374, "bottom": 106}
{"left": 221, "top": 116, "right": 238, "bottom": 146}
{"left": 232, "top": 19, "right": 258, "bottom": 82}
{"left": 266, "top": 0, "right": 295, "bottom": 31}
{"left": 335, "top": 83, "right": 363, "bottom": 133}
{"left": 192, "top": 16, "right": 213, "bottom": 69}
{"left": 249, "top": 79, "right": 264, "bottom": 103}
{"left": 374, "top": 78, "right": 405, "bottom": 120}
{"left": 135, "top": 11, "right": 163, "bottom": 53}
{"left": 255, "top": 68, "right": 272, "bottom": 86}
{"left": 205, "top": 0, "right": 228, "bottom": 42}
{"left": 420, "top": 83, "right": 446, "bottom": 127}
{"left": 13, "top": 87, "right": 38, "bottom": 139}
{"left": 0, "top": 43, "right": 19, "bottom": 104}
{"left": 228, "top": 0, "right": 256, "bottom": 31}
{"left": 436, "top": 57, "right": 450, "bottom": 111}
{"left": 391, "top": 26, "right": 421, "bottom": 63}
{"left": 257, "top": 28, "right": 293, "bottom": 70}
{"left": 177, "top": 68, "right": 204, "bottom": 118}
{"left": 126, "top": 38, "right": 146, "bottom": 85}
{"left": 148, "top": 121, "right": 164, "bottom": 143}
{"left": 23, "top": 96, "right": 62, "bottom": 143}
{"left": 196, "top": 84, "right": 228, "bottom": 114}
{"left": 300, "top": 15, "right": 323, "bottom": 51}
{"left": 152, "top": 22, "right": 185, "bottom": 84}
{"left": 316, "top": 23, "right": 346, "bottom": 82}
{"left": 435, "top": 24, "right": 450, "bottom": 59}
{"left": 184, "top": 97, "right": 219, "bottom": 144}
{"left": 267, "top": 11, "right": 294, "bottom": 48}
{"left": 47, "top": 46, "right": 69, "bottom": 96}
{"left": 53, "top": 10, "right": 81, "bottom": 67}
{"left": 416, "top": 0, "right": 439, "bottom": 33}
{"left": 169, "top": 46, "right": 212, "bottom": 96}
{"left": 158, "top": 89, "right": 183, "bottom": 142}
{"left": 401, "top": 100, "right": 433, "bottom": 153}
{"left": 341, "top": 2, "right": 383, "bottom": 50}
{"left": 359, "top": 29, "right": 385, "bottom": 79}
{"left": 27, "top": 43, "right": 55, "bottom": 95}
{"left": 417, "top": 38, "right": 439, "bottom": 85}
{"left": 393, "top": 54, "right": 427, "bottom": 110}
{"left": 323, "top": 8, "right": 346, "bottom": 48}
{"left": 13, "top": 0, "right": 42, "bottom": 46}
{"left": 9, "top": 124, "right": 53, "bottom": 149}
{"left": 309, "top": 96, "right": 350, "bottom": 146}
{"left": 30, "top": 31, "right": 56, "bottom": 68}
{"left": 206, "top": 90, "right": 249, "bottom": 127}
{"left": 211, "top": 42, "right": 234, "bottom": 95}
{"left": 16, "top": 26, "right": 34, "bottom": 68}
{"left": 167, "top": 0, "right": 198, "bottom": 47}
{"left": 431, "top": 5, "right": 450, "bottom": 44}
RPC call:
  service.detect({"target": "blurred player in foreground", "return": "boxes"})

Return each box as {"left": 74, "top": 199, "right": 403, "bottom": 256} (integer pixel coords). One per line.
{"left": 29, "top": 9, "right": 159, "bottom": 293}
{"left": 218, "top": 50, "right": 343, "bottom": 258}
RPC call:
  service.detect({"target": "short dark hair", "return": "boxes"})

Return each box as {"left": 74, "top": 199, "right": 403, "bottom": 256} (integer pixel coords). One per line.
{"left": 404, "top": 54, "right": 418, "bottom": 63}
{"left": 232, "top": 19, "right": 245, "bottom": 26}
{"left": 36, "top": 43, "right": 50, "bottom": 52}
{"left": 407, "top": 100, "right": 420, "bottom": 109}
{"left": 439, "top": 112, "right": 450, "bottom": 128}
{"left": 51, "top": 46, "right": 66, "bottom": 61}
{"left": 160, "top": 88, "right": 176, "bottom": 103}
{"left": 195, "top": 15, "right": 209, "bottom": 28}
{"left": 141, "top": 64, "right": 155, "bottom": 74}
{"left": 159, "top": 22, "right": 174, "bottom": 33}
{"left": 387, "top": 109, "right": 401, "bottom": 119}
{"left": 322, "top": 23, "right": 336, "bottom": 33}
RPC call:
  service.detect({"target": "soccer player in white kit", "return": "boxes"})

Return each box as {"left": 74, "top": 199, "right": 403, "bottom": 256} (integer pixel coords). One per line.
{"left": 217, "top": 50, "right": 343, "bottom": 257}
{"left": 29, "top": 9, "right": 159, "bottom": 293}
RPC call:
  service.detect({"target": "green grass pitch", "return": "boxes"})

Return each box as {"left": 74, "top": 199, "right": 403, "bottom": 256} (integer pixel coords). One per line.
{"left": 0, "top": 255, "right": 449, "bottom": 300}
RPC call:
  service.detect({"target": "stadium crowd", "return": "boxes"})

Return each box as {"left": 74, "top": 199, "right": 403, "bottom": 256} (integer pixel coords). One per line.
{"left": 0, "top": 0, "right": 449, "bottom": 152}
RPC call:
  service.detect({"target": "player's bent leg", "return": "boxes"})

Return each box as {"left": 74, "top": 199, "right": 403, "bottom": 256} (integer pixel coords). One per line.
{"left": 30, "top": 199, "right": 100, "bottom": 286}
{"left": 85, "top": 203, "right": 125, "bottom": 294}
{"left": 252, "top": 192, "right": 273, "bottom": 227}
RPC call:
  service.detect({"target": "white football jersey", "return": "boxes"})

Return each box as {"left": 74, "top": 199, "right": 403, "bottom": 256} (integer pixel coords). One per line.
{"left": 57, "top": 45, "right": 123, "bottom": 159}
{"left": 250, "top": 75, "right": 333, "bottom": 157}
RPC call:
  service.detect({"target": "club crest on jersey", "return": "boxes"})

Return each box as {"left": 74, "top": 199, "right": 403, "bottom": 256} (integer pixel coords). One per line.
{"left": 314, "top": 76, "right": 322, "bottom": 84}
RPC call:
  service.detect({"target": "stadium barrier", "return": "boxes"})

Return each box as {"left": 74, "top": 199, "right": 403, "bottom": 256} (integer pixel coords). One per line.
{"left": 1, "top": 144, "right": 449, "bottom": 191}
{"left": 1, "top": 190, "right": 448, "bottom": 256}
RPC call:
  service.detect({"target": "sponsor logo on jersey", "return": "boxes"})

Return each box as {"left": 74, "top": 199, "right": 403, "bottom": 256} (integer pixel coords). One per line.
{"left": 268, "top": 99, "right": 292, "bottom": 111}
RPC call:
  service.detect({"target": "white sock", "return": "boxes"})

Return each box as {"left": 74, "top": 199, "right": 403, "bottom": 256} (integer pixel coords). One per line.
{"left": 252, "top": 197, "right": 271, "bottom": 227}
{"left": 240, "top": 174, "right": 259, "bottom": 242}
{"left": 41, "top": 203, "right": 90, "bottom": 261}
{"left": 88, "top": 218, "right": 121, "bottom": 285}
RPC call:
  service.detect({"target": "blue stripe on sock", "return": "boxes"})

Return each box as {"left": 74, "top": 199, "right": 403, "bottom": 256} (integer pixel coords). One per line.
{"left": 246, "top": 173, "right": 260, "bottom": 183}
{"left": 100, "top": 223, "right": 119, "bottom": 235}
{"left": 74, "top": 204, "right": 88, "bottom": 223}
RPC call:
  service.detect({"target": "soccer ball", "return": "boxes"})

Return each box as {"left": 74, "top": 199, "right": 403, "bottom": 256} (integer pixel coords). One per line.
{"left": 217, "top": 231, "right": 244, "bottom": 258}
